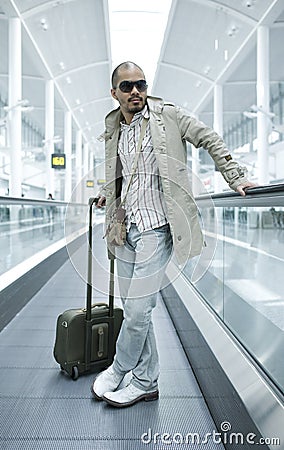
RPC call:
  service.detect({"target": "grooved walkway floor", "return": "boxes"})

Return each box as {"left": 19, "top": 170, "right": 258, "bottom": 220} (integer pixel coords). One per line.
{"left": 0, "top": 225, "right": 224, "bottom": 450}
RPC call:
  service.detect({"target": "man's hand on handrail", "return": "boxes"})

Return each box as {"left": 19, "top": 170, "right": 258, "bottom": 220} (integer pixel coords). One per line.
{"left": 236, "top": 181, "right": 258, "bottom": 197}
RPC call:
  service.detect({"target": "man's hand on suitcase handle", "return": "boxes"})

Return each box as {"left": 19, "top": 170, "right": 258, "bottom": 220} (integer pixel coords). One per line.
{"left": 94, "top": 195, "right": 106, "bottom": 208}
{"left": 89, "top": 196, "right": 105, "bottom": 207}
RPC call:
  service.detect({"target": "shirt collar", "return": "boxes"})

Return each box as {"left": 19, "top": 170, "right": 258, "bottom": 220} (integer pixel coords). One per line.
{"left": 120, "top": 105, "right": 149, "bottom": 130}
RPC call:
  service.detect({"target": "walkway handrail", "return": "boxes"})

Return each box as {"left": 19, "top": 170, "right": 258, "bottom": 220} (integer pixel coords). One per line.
{"left": 0, "top": 196, "right": 87, "bottom": 208}
{"left": 2, "top": 184, "right": 284, "bottom": 208}
{"left": 196, "top": 183, "right": 284, "bottom": 207}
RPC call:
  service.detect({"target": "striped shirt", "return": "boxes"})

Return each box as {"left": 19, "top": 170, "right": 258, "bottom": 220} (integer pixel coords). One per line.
{"left": 118, "top": 106, "right": 168, "bottom": 232}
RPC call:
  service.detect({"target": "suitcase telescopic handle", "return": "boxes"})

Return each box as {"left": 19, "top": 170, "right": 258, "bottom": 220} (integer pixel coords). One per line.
{"left": 86, "top": 198, "right": 95, "bottom": 321}
{"left": 81, "top": 303, "right": 108, "bottom": 312}
{"left": 86, "top": 197, "right": 114, "bottom": 321}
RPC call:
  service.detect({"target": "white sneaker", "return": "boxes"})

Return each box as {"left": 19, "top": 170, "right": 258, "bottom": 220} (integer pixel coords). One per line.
{"left": 91, "top": 365, "right": 125, "bottom": 400}
{"left": 102, "top": 383, "right": 159, "bottom": 407}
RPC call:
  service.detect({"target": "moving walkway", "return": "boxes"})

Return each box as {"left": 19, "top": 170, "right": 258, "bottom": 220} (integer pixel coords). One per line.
{"left": 0, "top": 186, "right": 283, "bottom": 449}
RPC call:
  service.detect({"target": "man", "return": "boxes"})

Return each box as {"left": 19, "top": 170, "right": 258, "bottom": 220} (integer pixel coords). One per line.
{"left": 92, "top": 61, "right": 255, "bottom": 408}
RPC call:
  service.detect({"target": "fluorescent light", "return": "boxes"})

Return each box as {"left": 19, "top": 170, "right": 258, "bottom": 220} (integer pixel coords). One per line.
{"left": 203, "top": 66, "right": 211, "bottom": 75}
{"left": 250, "top": 104, "right": 275, "bottom": 118}
{"left": 243, "top": 111, "right": 257, "bottom": 119}
{"left": 40, "top": 18, "right": 48, "bottom": 31}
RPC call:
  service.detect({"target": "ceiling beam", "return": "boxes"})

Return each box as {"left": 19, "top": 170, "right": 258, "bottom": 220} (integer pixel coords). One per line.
{"left": 194, "top": 0, "right": 283, "bottom": 113}
{"left": 6, "top": 0, "right": 81, "bottom": 131}
{"left": 81, "top": 120, "right": 104, "bottom": 132}
{"left": 153, "top": 0, "right": 257, "bottom": 93}
{"left": 0, "top": 74, "right": 44, "bottom": 81}
{"left": 73, "top": 96, "right": 111, "bottom": 111}
{"left": 6, "top": 0, "right": 109, "bottom": 150}
{"left": 102, "top": 0, "right": 113, "bottom": 75}
{"left": 152, "top": 0, "right": 178, "bottom": 91}
{"left": 159, "top": 62, "right": 214, "bottom": 84}
{"left": 225, "top": 79, "right": 284, "bottom": 85}
{"left": 54, "top": 61, "right": 109, "bottom": 81}
{"left": 21, "top": 0, "right": 76, "bottom": 19}
{"left": 185, "top": 0, "right": 257, "bottom": 26}
{"left": 201, "top": 110, "right": 247, "bottom": 115}
{"left": 271, "top": 20, "right": 284, "bottom": 28}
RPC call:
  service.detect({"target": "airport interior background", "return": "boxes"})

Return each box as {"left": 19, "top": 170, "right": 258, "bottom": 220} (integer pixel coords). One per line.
{"left": 0, "top": 1, "right": 284, "bottom": 449}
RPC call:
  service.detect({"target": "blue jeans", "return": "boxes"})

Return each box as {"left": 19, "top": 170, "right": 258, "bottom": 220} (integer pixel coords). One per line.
{"left": 113, "top": 223, "right": 173, "bottom": 391}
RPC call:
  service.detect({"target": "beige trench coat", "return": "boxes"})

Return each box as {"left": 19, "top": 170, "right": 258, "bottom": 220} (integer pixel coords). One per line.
{"left": 100, "top": 96, "right": 248, "bottom": 265}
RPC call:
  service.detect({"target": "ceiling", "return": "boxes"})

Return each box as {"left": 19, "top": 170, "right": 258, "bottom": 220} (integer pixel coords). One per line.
{"left": 0, "top": 0, "right": 284, "bottom": 162}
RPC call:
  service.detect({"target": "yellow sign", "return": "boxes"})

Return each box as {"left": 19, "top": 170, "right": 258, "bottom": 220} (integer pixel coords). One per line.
{"left": 86, "top": 180, "right": 94, "bottom": 188}
{"left": 97, "top": 179, "right": 106, "bottom": 185}
{"left": 51, "top": 154, "right": 66, "bottom": 169}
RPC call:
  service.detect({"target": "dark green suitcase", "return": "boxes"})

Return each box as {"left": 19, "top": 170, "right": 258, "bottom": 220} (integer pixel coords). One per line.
{"left": 53, "top": 198, "right": 123, "bottom": 379}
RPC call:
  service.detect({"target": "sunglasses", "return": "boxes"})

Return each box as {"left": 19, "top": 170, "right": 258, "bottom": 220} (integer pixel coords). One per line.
{"left": 116, "top": 79, "right": 148, "bottom": 93}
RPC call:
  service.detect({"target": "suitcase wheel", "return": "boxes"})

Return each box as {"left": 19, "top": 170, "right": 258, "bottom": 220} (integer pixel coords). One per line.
{"left": 71, "top": 366, "right": 79, "bottom": 380}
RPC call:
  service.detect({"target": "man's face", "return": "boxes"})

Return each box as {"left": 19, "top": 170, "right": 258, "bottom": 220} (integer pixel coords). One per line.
{"left": 111, "top": 67, "right": 147, "bottom": 121}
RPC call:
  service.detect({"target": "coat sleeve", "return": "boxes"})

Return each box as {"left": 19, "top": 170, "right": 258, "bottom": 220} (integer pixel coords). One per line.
{"left": 175, "top": 106, "right": 249, "bottom": 191}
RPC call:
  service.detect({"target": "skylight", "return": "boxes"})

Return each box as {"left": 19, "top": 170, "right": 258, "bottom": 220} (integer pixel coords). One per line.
{"left": 108, "top": 0, "right": 172, "bottom": 93}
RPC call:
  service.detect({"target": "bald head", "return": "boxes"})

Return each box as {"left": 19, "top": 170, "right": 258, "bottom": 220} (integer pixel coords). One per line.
{"left": 111, "top": 61, "right": 145, "bottom": 88}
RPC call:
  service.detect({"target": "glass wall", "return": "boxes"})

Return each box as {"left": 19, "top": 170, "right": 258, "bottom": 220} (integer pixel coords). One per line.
{"left": 0, "top": 197, "right": 88, "bottom": 277}
{"left": 223, "top": 83, "right": 284, "bottom": 182}
{"left": 0, "top": 94, "right": 45, "bottom": 150}
{"left": 183, "top": 187, "right": 284, "bottom": 394}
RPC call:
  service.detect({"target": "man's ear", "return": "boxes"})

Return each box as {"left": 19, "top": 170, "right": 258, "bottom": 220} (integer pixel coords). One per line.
{"left": 111, "top": 88, "right": 117, "bottom": 100}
